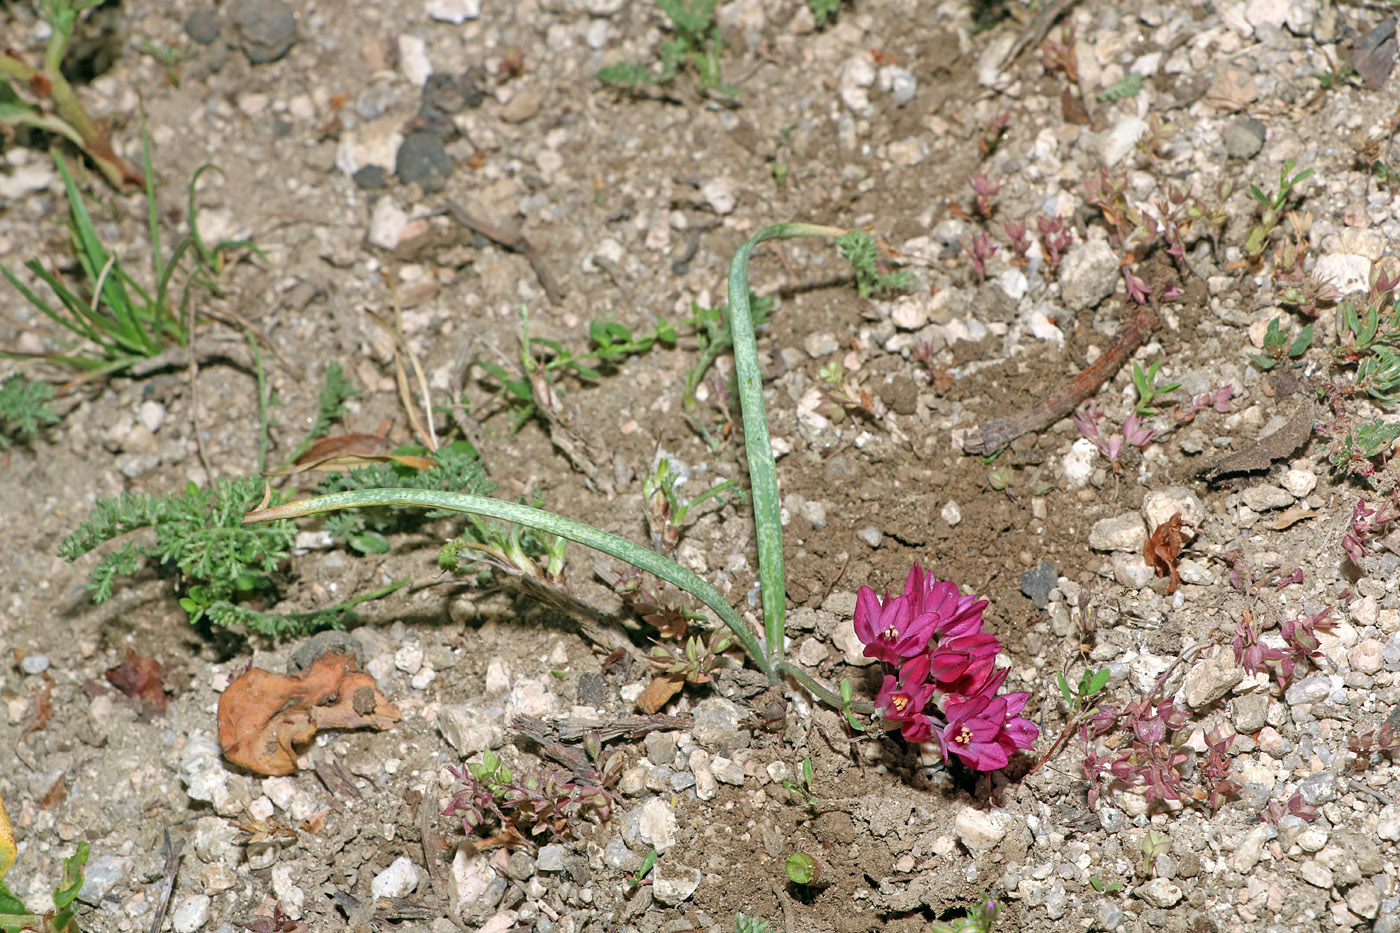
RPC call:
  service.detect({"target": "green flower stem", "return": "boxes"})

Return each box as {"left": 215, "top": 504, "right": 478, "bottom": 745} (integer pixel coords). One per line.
{"left": 725, "top": 223, "right": 846, "bottom": 672}
{"left": 776, "top": 660, "right": 874, "bottom": 715}
{"left": 245, "top": 488, "right": 772, "bottom": 679}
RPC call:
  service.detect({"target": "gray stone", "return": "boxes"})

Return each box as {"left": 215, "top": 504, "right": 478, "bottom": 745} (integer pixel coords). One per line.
{"left": 953, "top": 806, "right": 1011, "bottom": 856}
{"left": 1224, "top": 117, "right": 1267, "bottom": 159}
{"left": 395, "top": 132, "right": 453, "bottom": 193}
{"left": 1088, "top": 513, "right": 1148, "bottom": 552}
{"left": 184, "top": 9, "right": 221, "bottom": 45}
{"left": 623, "top": 798, "right": 678, "bottom": 853}
{"left": 79, "top": 853, "right": 129, "bottom": 901}
{"left": 644, "top": 731, "right": 676, "bottom": 766}
{"left": 171, "top": 895, "right": 211, "bottom": 933}
{"left": 1060, "top": 239, "right": 1121, "bottom": 310}
{"left": 711, "top": 756, "right": 745, "bottom": 785}
{"left": 1112, "top": 553, "right": 1155, "bottom": 589}
{"left": 1298, "top": 770, "right": 1338, "bottom": 806}
{"left": 535, "top": 844, "right": 568, "bottom": 872}
{"left": 436, "top": 703, "right": 504, "bottom": 755}
{"left": 352, "top": 165, "right": 388, "bottom": 189}
{"left": 1020, "top": 560, "right": 1057, "bottom": 609}
{"left": 691, "top": 698, "right": 748, "bottom": 752}
{"left": 232, "top": 0, "right": 297, "bottom": 64}
{"left": 505, "top": 850, "right": 534, "bottom": 880}
{"left": 1183, "top": 648, "right": 1245, "bottom": 709}
{"left": 371, "top": 857, "right": 420, "bottom": 899}
{"left": 856, "top": 526, "right": 883, "bottom": 548}
{"left": 1232, "top": 693, "right": 1270, "bottom": 733}
{"left": 19, "top": 654, "right": 49, "bottom": 675}
{"left": 1138, "top": 878, "right": 1182, "bottom": 908}
{"left": 1241, "top": 484, "right": 1293, "bottom": 511}
{"left": 1141, "top": 487, "right": 1204, "bottom": 535}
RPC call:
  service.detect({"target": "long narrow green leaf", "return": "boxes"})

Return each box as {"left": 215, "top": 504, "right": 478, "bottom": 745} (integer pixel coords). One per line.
{"left": 2, "top": 263, "right": 101, "bottom": 348}
{"left": 724, "top": 223, "right": 845, "bottom": 669}
{"left": 54, "top": 155, "right": 145, "bottom": 344}
{"left": 244, "top": 489, "right": 771, "bottom": 678}
{"left": 16, "top": 260, "right": 114, "bottom": 349}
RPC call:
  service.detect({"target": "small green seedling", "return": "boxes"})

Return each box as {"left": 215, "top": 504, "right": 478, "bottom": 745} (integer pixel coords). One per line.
{"left": 0, "top": 373, "right": 60, "bottom": 447}
{"left": 784, "top": 851, "right": 820, "bottom": 885}
{"left": 1131, "top": 360, "right": 1180, "bottom": 415}
{"left": 1249, "top": 316, "right": 1313, "bottom": 371}
{"left": 1245, "top": 159, "right": 1312, "bottom": 259}
{"left": 807, "top": 0, "right": 847, "bottom": 27}
{"left": 643, "top": 454, "right": 743, "bottom": 551}
{"left": 627, "top": 849, "right": 657, "bottom": 890}
{"left": 836, "top": 230, "right": 914, "bottom": 298}
{"left": 782, "top": 756, "right": 817, "bottom": 807}
{"left": 1138, "top": 830, "right": 1170, "bottom": 876}
{"left": 929, "top": 894, "right": 999, "bottom": 933}
{"left": 1330, "top": 418, "right": 1400, "bottom": 472}
{"left": 1056, "top": 666, "right": 1111, "bottom": 717}
{"left": 1089, "top": 875, "right": 1124, "bottom": 895}
{"left": 596, "top": 0, "right": 737, "bottom": 95}
{"left": 681, "top": 293, "right": 772, "bottom": 410}
{"left": 0, "top": 840, "right": 88, "bottom": 933}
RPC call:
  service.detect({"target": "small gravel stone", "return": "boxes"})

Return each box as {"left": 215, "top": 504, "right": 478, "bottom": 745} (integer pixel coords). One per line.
{"left": 426, "top": 0, "right": 481, "bottom": 23}
{"left": 397, "top": 34, "right": 432, "bottom": 86}
{"left": 652, "top": 863, "right": 701, "bottom": 906}
{"left": 1296, "top": 827, "right": 1329, "bottom": 852}
{"left": 1241, "top": 484, "right": 1293, "bottom": 511}
{"left": 502, "top": 86, "right": 543, "bottom": 123}
{"left": 804, "top": 332, "right": 839, "bottom": 357}
{"left": 371, "top": 857, "right": 420, "bottom": 899}
{"left": 19, "top": 655, "right": 49, "bottom": 675}
{"left": 1298, "top": 858, "right": 1333, "bottom": 888}
{"left": 395, "top": 132, "right": 453, "bottom": 193}
{"left": 1348, "top": 638, "right": 1384, "bottom": 674}
{"left": 711, "top": 756, "right": 745, "bottom": 785}
{"left": 1280, "top": 468, "right": 1317, "bottom": 497}
{"left": 171, "top": 894, "right": 211, "bottom": 933}
{"left": 368, "top": 198, "right": 409, "bottom": 250}
{"left": 644, "top": 731, "right": 676, "bottom": 766}
{"left": 1232, "top": 823, "right": 1270, "bottom": 873}
{"left": 1348, "top": 882, "right": 1382, "bottom": 920}
{"left": 1183, "top": 648, "right": 1245, "bottom": 709}
{"left": 941, "top": 500, "right": 962, "bottom": 526}
{"left": 184, "top": 9, "right": 222, "bottom": 45}
{"left": 1139, "top": 878, "right": 1182, "bottom": 908}
{"left": 1141, "top": 487, "right": 1204, "bottom": 537}
{"left": 953, "top": 806, "right": 1011, "bottom": 856}
{"left": 1112, "top": 552, "right": 1155, "bottom": 589}
{"left": 436, "top": 702, "right": 504, "bottom": 754}
{"left": 1314, "top": 253, "right": 1372, "bottom": 295}
{"left": 1232, "top": 694, "right": 1270, "bottom": 733}
{"left": 1224, "top": 117, "right": 1267, "bottom": 159}
{"left": 702, "top": 177, "right": 736, "bottom": 215}
{"left": 878, "top": 65, "right": 918, "bottom": 106}
{"left": 1059, "top": 239, "right": 1121, "bottom": 310}
{"left": 796, "top": 638, "right": 828, "bottom": 666}
{"left": 232, "top": 0, "right": 297, "bottom": 64}
{"left": 353, "top": 165, "right": 388, "bottom": 189}
{"left": 690, "top": 749, "right": 718, "bottom": 801}
{"left": 1285, "top": 674, "right": 1333, "bottom": 705}
{"left": 1297, "top": 770, "right": 1337, "bottom": 805}
{"left": 535, "top": 844, "right": 567, "bottom": 872}
{"left": 1089, "top": 513, "right": 1147, "bottom": 552}
{"left": 856, "top": 526, "right": 883, "bottom": 548}
{"left": 1101, "top": 116, "right": 1148, "bottom": 167}
{"left": 625, "top": 798, "right": 678, "bottom": 853}
{"left": 395, "top": 642, "right": 423, "bottom": 675}
{"left": 691, "top": 698, "right": 746, "bottom": 752}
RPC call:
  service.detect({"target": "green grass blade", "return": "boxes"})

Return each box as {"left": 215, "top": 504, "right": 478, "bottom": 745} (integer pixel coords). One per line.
{"left": 244, "top": 489, "right": 771, "bottom": 678}
{"left": 724, "top": 222, "right": 845, "bottom": 672}
{"left": 54, "top": 155, "right": 147, "bottom": 348}
{"left": 14, "top": 260, "right": 112, "bottom": 348}
{"left": 2, "top": 262, "right": 103, "bottom": 347}
{"left": 142, "top": 113, "right": 163, "bottom": 289}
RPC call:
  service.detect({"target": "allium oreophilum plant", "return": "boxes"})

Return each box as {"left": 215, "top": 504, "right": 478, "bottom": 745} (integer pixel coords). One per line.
{"left": 855, "top": 564, "right": 1037, "bottom": 770}
{"left": 244, "top": 223, "right": 1039, "bottom": 774}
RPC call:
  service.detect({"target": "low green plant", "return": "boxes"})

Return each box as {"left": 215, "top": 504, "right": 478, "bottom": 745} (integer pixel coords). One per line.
{"left": 59, "top": 476, "right": 403, "bottom": 635}
{"left": 1330, "top": 418, "right": 1400, "bottom": 472}
{"left": 596, "top": 0, "right": 736, "bottom": 94}
{"left": 1089, "top": 875, "right": 1124, "bottom": 895}
{"left": 627, "top": 850, "right": 658, "bottom": 890}
{"left": 836, "top": 230, "right": 914, "bottom": 298}
{"left": 1334, "top": 289, "right": 1400, "bottom": 403}
{"left": 807, "top": 0, "right": 847, "bottom": 27}
{"left": 643, "top": 454, "right": 743, "bottom": 550}
{"left": 1056, "top": 666, "right": 1111, "bottom": 717}
{"left": 1249, "top": 316, "right": 1313, "bottom": 371}
{"left": 0, "top": 839, "right": 88, "bottom": 933}
{"left": 0, "top": 373, "right": 60, "bottom": 447}
{"left": 735, "top": 914, "right": 771, "bottom": 933}
{"left": 681, "top": 293, "right": 772, "bottom": 409}
{"left": 781, "top": 756, "right": 817, "bottom": 808}
{"left": 1244, "top": 159, "right": 1312, "bottom": 260}
{"left": 0, "top": 0, "right": 139, "bottom": 187}
{"left": 244, "top": 223, "right": 868, "bottom": 709}
{"left": 1096, "top": 73, "right": 1143, "bottom": 102}
{"left": 0, "top": 135, "right": 256, "bottom": 375}
{"left": 1130, "top": 360, "right": 1180, "bottom": 415}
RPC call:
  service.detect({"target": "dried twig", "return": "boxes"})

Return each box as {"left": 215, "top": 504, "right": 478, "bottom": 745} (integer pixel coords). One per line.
{"left": 962, "top": 303, "right": 1159, "bottom": 456}
{"left": 146, "top": 828, "right": 184, "bottom": 933}
{"left": 999, "top": 0, "right": 1082, "bottom": 70}
{"left": 444, "top": 199, "right": 564, "bottom": 304}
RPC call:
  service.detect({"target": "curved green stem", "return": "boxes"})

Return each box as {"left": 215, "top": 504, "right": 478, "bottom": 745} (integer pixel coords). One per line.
{"left": 245, "top": 488, "right": 772, "bottom": 679}
{"left": 726, "top": 223, "right": 846, "bottom": 673}
{"left": 775, "top": 660, "right": 874, "bottom": 715}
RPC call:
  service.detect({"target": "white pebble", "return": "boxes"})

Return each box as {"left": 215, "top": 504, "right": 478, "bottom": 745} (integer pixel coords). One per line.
{"left": 371, "top": 856, "right": 421, "bottom": 899}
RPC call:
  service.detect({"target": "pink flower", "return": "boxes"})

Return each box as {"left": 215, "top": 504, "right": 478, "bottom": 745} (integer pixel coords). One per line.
{"left": 938, "top": 692, "right": 1038, "bottom": 771}
{"left": 875, "top": 673, "right": 936, "bottom": 743}
{"left": 853, "top": 587, "right": 929, "bottom": 665}
{"left": 1122, "top": 413, "right": 1155, "bottom": 447}
{"left": 927, "top": 631, "right": 1001, "bottom": 687}
{"left": 905, "top": 563, "right": 987, "bottom": 639}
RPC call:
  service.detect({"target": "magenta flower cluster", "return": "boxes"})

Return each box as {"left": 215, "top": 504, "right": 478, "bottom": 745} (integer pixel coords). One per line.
{"left": 854, "top": 564, "right": 1038, "bottom": 771}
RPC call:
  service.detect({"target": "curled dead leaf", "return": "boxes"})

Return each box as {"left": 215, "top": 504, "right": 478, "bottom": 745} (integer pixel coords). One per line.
{"left": 1270, "top": 506, "right": 1317, "bottom": 531}
{"left": 1144, "top": 511, "right": 1186, "bottom": 594}
{"left": 635, "top": 674, "right": 685, "bottom": 715}
{"left": 265, "top": 431, "right": 434, "bottom": 476}
{"left": 217, "top": 653, "right": 400, "bottom": 776}
{"left": 106, "top": 648, "right": 168, "bottom": 713}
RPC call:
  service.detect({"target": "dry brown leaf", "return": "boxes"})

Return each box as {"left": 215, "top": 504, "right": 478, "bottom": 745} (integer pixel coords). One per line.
{"left": 266, "top": 430, "right": 436, "bottom": 476}
{"left": 635, "top": 674, "right": 685, "bottom": 714}
{"left": 1270, "top": 507, "right": 1317, "bottom": 531}
{"left": 1144, "top": 512, "right": 1186, "bottom": 594}
{"left": 218, "top": 653, "right": 400, "bottom": 776}
{"left": 106, "top": 648, "right": 168, "bottom": 713}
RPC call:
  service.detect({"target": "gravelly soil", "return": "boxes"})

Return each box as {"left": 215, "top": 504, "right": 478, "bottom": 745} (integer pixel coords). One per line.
{"left": 3, "top": 1, "right": 1400, "bottom": 932}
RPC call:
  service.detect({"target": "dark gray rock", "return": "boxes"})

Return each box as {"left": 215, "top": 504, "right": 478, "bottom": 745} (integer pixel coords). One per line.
{"left": 1223, "top": 117, "right": 1266, "bottom": 160}
{"left": 1020, "top": 559, "right": 1057, "bottom": 610}
{"left": 395, "top": 132, "right": 453, "bottom": 193}
{"left": 352, "top": 165, "right": 388, "bottom": 189}
{"left": 287, "top": 630, "right": 363, "bottom": 673}
{"left": 233, "top": 0, "right": 297, "bottom": 65}
{"left": 422, "top": 70, "right": 486, "bottom": 116}
{"left": 184, "top": 9, "right": 222, "bottom": 45}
